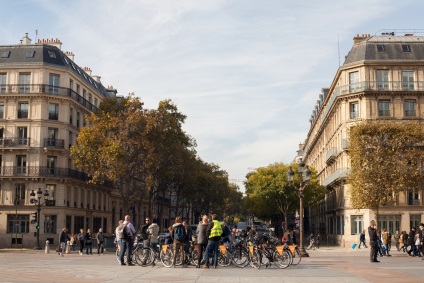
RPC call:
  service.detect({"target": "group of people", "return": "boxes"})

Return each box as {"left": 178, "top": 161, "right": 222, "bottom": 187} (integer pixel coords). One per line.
{"left": 57, "top": 227, "right": 105, "bottom": 256}
{"left": 367, "top": 220, "right": 424, "bottom": 262}
{"left": 115, "top": 214, "right": 233, "bottom": 268}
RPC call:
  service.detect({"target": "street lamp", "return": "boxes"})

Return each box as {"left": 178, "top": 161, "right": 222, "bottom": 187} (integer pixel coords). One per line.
{"left": 30, "top": 188, "right": 49, "bottom": 250}
{"left": 287, "top": 158, "right": 311, "bottom": 257}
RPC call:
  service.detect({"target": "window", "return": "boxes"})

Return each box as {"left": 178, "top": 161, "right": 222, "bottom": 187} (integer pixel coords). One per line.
{"left": 47, "top": 156, "right": 57, "bottom": 175}
{"left": 336, "top": 215, "right": 344, "bottom": 235}
{"left": 74, "top": 216, "right": 84, "bottom": 233}
{"left": 402, "top": 44, "right": 411, "bottom": 52}
{"left": 0, "top": 73, "right": 6, "bottom": 93}
{"left": 48, "top": 103, "right": 58, "bottom": 120}
{"left": 378, "top": 100, "right": 390, "bottom": 117}
{"left": 94, "top": 98, "right": 98, "bottom": 107}
{"left": 16, "top": 155, "right": 26, "bottom": 174}
{"left": 410, "top": 215, "right": 420, "bottom": 231}
{"left": 69, "top": 107, "right": 73, "bottom": 125}
{"left": 69, "top": 131, "right": 73, "bottom": 149}
{"left": 0, "top": 51, "right": 10, "bottom": 58}
{"left": 76, "top": 112, "right": 80, "bottom": 128}
{"left": 69, "top": 79, "right": 73, "bottom": 90}
{"left": 48, "top": 74, "right": 59, "bottom": 94}
{"left": 7, "top": 214, "right": 29, "bottom": 233}
{"left": 19, "top": 73, "right": 30, "bottom": 93}
{"left": 48, "top": 50, "right": 56, "bottom": 58}
{"left": 408, "top": 188, "right": 420, "bottom": 205}
{"left": 76, "top": 84, "right": 80, "bottom": 94}
{"left": 18, "top": 102, "right": 28, "bottom": 118}
{"left": 44, "top": 215, "right": 57, "bottom": 234}
{"left": 17, "top": 127, "right": 28, "bottom": 145}
{"left": 404, "top": 100, "right": 416, "bottom": 116}
{"left": 402, "top": 71, "right": 414, "bottom": 90}
{"left": 45, "top": 184, "right": 56, "bottom": 206}
{"left": 0, "top": 103, "right": 4, "bottom": 119}
{"left": 15, "top": 183, "right": 26, "bottom": 202}
{"left": 25, "top": 51, "right": 35, "bottom": 58}
{"left": 377, "top": 45, "right": 385, "bottom": 52}
{"left": 349, "top": 71, "right": 359, "bottom": 93}
{"left": 46, "top": 128, "right": 58, "bottom": 147}
{"left": 377, "top": 70, "right": 389, "bottom": 90}
{"left": 378, "top": 215, "right": 400, "bottom": 235}
{"left": 351, "top": 215, "right": 363, "bottom": 235}
{"left": 350, "top": 102, "right": 359, "bottom": 119}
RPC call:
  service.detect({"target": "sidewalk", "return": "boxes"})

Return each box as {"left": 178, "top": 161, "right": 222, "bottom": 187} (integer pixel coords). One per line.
{"left": 0, "top": 246, "right": 423, "bottom": 283}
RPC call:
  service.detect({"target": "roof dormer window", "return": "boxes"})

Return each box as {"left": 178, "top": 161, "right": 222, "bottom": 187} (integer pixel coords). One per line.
{"left": 0, "top": 51, "right": 10, "bottom": 58}
{"left": 48, "top": 51, "right": 56, "bottom": 58}
{"left": 25, "top": 51, "right": 35, "bottom": 58}
{"left": 377, "top": 45, "right": 385, "bottom": 52}
{"left": 402, "top": 44, "right": 411, "bottom": 52}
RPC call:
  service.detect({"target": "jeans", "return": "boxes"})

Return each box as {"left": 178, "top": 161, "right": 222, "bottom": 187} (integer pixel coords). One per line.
{"left": 197, "top": 244, "right": 207, "bottom": 266}
{"left": 204, "top": 239, "right": 219, "bottom": 267}
{"left": 97, "top": 241, "right": 104, "bottom": 254}
{"left": 79, "top": 240, "right": 84, "bottom": 253}
{"left": 86, "top": 244, "right": 92, "bottom": 255}
{"left": 150, "top": 243, "right": 158, "bottom": 253}
{"left": 172, "top": 240, "right": 185, "bottom": 266}
{"left": 60, "top": 242, "right": 66, "bottom": 254}
{"left": 120, "top": 238, "right": 133, "bottom": 264}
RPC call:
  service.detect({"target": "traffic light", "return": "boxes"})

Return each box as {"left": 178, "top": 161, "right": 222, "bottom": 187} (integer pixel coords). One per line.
{"left": 31, "top": 212, "right": 37, "bottom": 224}
{"left": 36, "top": 224, "right": 40, "bottom": 230}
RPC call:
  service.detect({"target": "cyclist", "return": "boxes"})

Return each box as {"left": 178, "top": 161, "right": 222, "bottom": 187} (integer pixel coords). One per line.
{"left": 147, "top": 218, "right": 160, "bottom": 253}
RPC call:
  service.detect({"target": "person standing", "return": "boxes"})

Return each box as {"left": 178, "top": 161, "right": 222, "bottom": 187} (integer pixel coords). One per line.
{"left": 399, "top": 231, "right": 406, "bottom": 252}
{"left": 368, "top": 220, "right": 379, "bottom": 262}
{"left": 182, "top": 221, "right": 193, "bottom": 264}
{"left": 141, "top": 218, "right": 151, "bottom": 248}
{"left": 96, "top": 228, "right": 104, "bottom": 256}
{"left": 196, "top": 215, "right": 209, "bottom": 268}
{"left": 115, "top": 220, "right": 124, "bottom": 261}
{"left": 120, "top": 215, "right": 136, "bottom": 266}
{"left": 58, "top": 228, "right": 69, "bottom": 257}
{"left": 203, "top": 214, "right": 223, "bottom": 269}
{"left": 69, "top": 233, "right": 76, "bottom": 251}
{"left": 358, "top": 230, "right": 367, "bottom": 248}
{"left": 394, "top": 231, "right": 400, "bottom": 251}
{"left": 77, "top": 228, "right": 85, "bottom": 255}
{"left": 171, "top": 216, "right": 187, "bottom": 267}
{"left": 382, "top": 228, "right": 391, "bottom": 256}
{"left": 85, "top": 228, "right": 93, "bottom": 255}
{"left": 147, "top": 218, "right": 160, "bottom": 253}
{"left": 315, "top": 233, "right": 321, "bottom": 249}
{"left": 407, "top": 228, "right": 416, "bottom": 256}
{"left": 221, "top": 221, "right": 231, "bottom": 244}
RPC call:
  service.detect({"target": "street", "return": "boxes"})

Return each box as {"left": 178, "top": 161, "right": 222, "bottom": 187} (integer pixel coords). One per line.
{"left": 1, "top": 246, "right": 424, "bottom": 283}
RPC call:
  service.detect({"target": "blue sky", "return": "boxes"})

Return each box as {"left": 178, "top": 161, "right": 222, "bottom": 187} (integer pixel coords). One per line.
{"left": 1, "top": 0, "right": 421, "bottom": 189}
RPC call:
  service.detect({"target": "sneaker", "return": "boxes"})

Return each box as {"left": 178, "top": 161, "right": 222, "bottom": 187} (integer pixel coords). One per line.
{"left": 202, "top": 265, "right": 209, "bottom": 269}
{"left": 62, "top": 253, "right": 64, "bottom": 257}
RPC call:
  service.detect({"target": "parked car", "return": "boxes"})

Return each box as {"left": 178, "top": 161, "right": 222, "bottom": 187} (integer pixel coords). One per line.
{"left": 236, "top": 222, "right": 247, "bottom": 232}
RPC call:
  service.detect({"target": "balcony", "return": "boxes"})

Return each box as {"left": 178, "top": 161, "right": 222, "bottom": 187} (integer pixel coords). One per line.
{"left": 0, "top": 137, "right": 31, "bottom": 147}
{"left": 44, "top": 138, "right": 64, "bottom": 149}
{"left": 48, "top": 112, "right": 58, "bottom": 120}
{"left": 341, "top": 139, "right": 350, "bottom": 150}
{"left": 325, "top": 147, "right": 337, "bottom": 164}
{"left": 0, "top": 84, "right": 98, "bottom": 114}
{"left": 405, "top": 110, "right": 416, "bottom": 117}
{"left": 17, "top": 110, "right": 28, "bottom": 119}
{"left": 378, "top": 110, "right": 391, "bottom": 117}
{"left": 0, "top": 166, "right": 88, "bottom": 181}
{"left": 322, "top": 168, "right": 350, "bottom": 187}
{"left": 350, "top": 111, "right": 359, "bottom": 119}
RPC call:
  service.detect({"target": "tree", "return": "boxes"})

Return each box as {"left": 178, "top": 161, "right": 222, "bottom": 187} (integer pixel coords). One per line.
{"left": 348, "top": 121, "right": 424, "bottom": 218}
{"left": 245, "top": 162, "right": 325, "bottom": 235}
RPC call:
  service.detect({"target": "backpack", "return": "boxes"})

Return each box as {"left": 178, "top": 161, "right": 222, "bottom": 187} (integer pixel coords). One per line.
{"left": 122, "top": 224, "right": 131, "bottom": 240}
{"left": 174, "top": 225, "right": 185, "bottom": 241}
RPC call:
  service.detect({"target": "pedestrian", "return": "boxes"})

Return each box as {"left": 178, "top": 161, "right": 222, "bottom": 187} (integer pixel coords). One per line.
{"left": 247, "top": 226, "right": 258, "bottom": 243}
{"left": 77, "top": 228, "right": 85, "bottom": 255}
{"left": 358, "top": 230, "right": 367, "bottom": 248}
{"left": 376, "top": 230, "right": 384, "bottom": 256}
{"left": 69, "top": 233, "right": 76, "bottom": 251}
{"left": 414, "top": 232, "right": 421, "bottom": 256}
{"left": 85, "top": 228, "right": 93, "bottom": 255}
{"left": 420, "top": 224, "right": 424, "bottom": 259}
{"left": 307, "top": 233, "right": 315, "bottom": 250}
{"left": 220, "top": 221, "right": 231, "bottom": 244}
{"left": 407, "top": 228, "right": 416, "bottom": 256}
{"left": 394, "top": 230, "right": 400, "bottom": 251}
{"left": 141, "top": 217, "right": 151, "bottom": 248}
{"left": 58, "top": 228, "right": 69, "bottom": 257}
{"left": 203, "top": 214, "right": 223, "bottom": 269}
{"left": 182, "top": 221, "right": 193, "bottom": 264}
{"left": 171, "top": 216, "right": 187, "bottom": 267}
{"left": 315, "top": 233, "right": 321, "bottom": 249}
{"left": 196, "top": 215, "right": 209, "bottom": 268}
{"left": 382, "top": 228, "right": 391, "bottom": 256}
{"left": 399, "top": 231, "right": 406, "bottom": 252}
{"left": 96, "top": 228, "right": 104, "bottom": 256}
{"left": 115, "top": 220, "right": 124, "bottom": 261}
{"left": 120, "top": 215, "right": 136, "bottom": 266}
{"left": 368, "top": 220, "right": 379, "bottom": 263}
{"left": 147, "top": 218, "right": 160, "bottom": 254}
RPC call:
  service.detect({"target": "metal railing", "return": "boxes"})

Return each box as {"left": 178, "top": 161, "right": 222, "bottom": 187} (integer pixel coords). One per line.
{"left": 0, "top": 84, "right": 99, "bottom": 113}
{"left": 0, "top": 166, "right": 88, "bottom": 181}
{"left": 44, "top": 138, "right": 64, "bottom": 149}
{"left": 0, "top": 137, "right": 31, "bottom": 147}
{"left": 325, "top": 147, "right": 337, "bottom": 163}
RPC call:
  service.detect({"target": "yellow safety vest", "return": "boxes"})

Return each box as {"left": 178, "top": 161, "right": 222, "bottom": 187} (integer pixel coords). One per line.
{"left": 209, "top": 220, "right": 223, "bottom": 238}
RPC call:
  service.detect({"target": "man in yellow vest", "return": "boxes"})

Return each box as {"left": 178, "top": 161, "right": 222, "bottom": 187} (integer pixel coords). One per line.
{"left": 203, "top": 214, "right": 223, "bottom": 269}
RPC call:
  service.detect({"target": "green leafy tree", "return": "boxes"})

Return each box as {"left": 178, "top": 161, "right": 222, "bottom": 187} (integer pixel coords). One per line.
{"left": 348, "top": 121, "right": 424, "bottom": 218}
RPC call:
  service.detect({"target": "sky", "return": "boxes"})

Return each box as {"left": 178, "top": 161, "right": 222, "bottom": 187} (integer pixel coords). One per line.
{"left": 1, "top": 0, "right": 422, "bottom": 190}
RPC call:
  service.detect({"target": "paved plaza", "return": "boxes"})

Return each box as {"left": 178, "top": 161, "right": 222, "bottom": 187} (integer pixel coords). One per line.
{"left": 1, "top": 246, "right": 424, "bottom": 283}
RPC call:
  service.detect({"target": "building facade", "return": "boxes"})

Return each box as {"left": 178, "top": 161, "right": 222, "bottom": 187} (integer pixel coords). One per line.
{"left": 302, "top": 32, "right": 424, "bottom": 246}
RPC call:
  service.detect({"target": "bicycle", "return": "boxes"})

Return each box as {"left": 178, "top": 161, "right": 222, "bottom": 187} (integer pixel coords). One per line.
{"left": 136, "top": 238, "right": 157, "bottom": 267}
{"left": 250, "top": 233, "right": 292, "bottom": 269}
{"left": 115, "top": 234, "right": 145, "bottom": 265}
{"left": 287, "top": 244, "right": 302, "bottom": 265}
{"left": 230, "top": 238, "right": 250, "bottom": 268}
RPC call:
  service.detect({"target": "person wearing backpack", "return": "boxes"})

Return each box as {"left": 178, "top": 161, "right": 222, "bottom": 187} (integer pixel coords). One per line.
{"left": 171, "top": 216, "right": 187, "bottom": 267}
{"left": 203, "top": 214, "right": 223, "bottom": 269}
{"left": 120, "top": 215, "right": 136, "bottom": 266}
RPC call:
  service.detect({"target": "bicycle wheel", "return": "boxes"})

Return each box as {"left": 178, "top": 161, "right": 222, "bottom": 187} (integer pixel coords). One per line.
{"left": 291, "top": 248, "right": 301, "bottom": 265}
{"left": 136, "top": 247, "right": 155, "bottom": 266}
{"left": 231, "top": 249, "right": 249, "bottom": 268}
{"left": 249, "top": 249, "right": 261, "bottom": 269}
{"left": 273, "top": 250, "right": 291, "bottom": 269}
{"left": 160, "top": 247, "right": 174, "bottom": 267}
{"left": 218, "top": 250, "right": 232, "bottom": 267}
{"left": 190, "top": 249, "right": 200, "bottom": 266}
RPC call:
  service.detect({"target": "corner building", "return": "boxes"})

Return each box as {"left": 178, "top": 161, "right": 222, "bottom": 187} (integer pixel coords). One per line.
{"left": 302, "top": 32, "right": 424, "bottom": 246}
{"left": 0, "top": 34, "right": 123, "bottom": 248}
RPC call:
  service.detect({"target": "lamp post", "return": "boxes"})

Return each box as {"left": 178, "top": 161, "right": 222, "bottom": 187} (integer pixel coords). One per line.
{"left": 30, "top": 188, "right": 49, "bottom": 250}
{"left": 287, "top": 158, "right": 311, "bottom": 257}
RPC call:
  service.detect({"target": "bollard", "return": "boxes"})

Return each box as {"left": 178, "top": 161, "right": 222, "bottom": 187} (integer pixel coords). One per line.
{"left": 66, "top": 240, "right": 70, "bottom": 254}
{"left": 45, "top": 240, "right": 50, "bottom": 254}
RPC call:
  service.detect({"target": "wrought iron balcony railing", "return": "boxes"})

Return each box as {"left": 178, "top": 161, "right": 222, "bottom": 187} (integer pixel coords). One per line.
{"left": 0, "top": 166, "right": 88, "bottom": 181}
{"left": 0, "top": 137, "right": 31, "bottom": 147}
{"left": 44, "top": 138, "right": 64, "bottom": 149}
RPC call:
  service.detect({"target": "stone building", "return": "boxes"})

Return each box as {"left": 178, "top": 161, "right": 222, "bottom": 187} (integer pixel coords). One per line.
{"left": 302, "top": 32, "right": 424, "bottom": 246}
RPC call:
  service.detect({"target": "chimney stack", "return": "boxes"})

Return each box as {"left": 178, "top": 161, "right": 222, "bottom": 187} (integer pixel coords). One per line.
{"left": 83, "top": 67, "right": 92, "bottom": 76}
{"left": 92, "top": 75, "right": 101, "bottom": 83}
{"left": 353, "top": 33, "right": 371, "bottom": 45}
{"left": 65, "top": 51, "right": 75, "bottom": 61}
{"left": 21, "top": 33, "right": 32, "bottom": 45}
{"left": 37, "top": 38, "right": 62, "bottom": 50}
